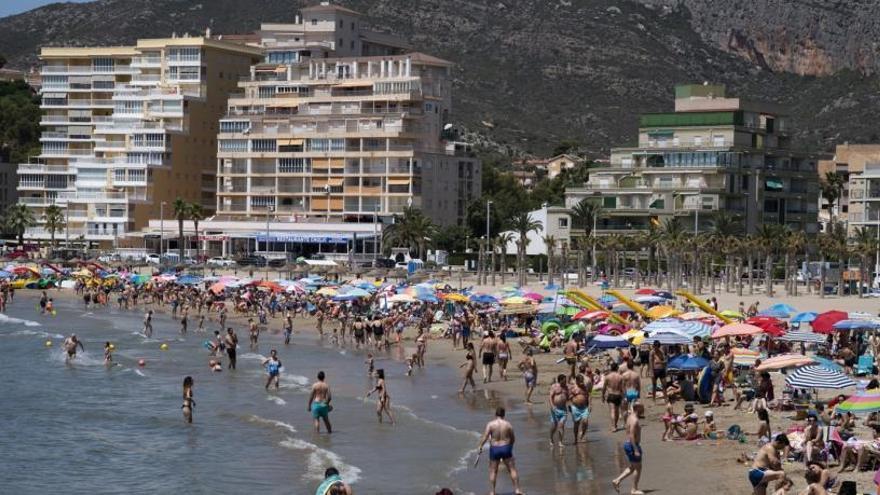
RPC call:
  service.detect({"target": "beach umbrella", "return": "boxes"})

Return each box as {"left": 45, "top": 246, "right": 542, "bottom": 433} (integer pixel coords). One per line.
{"left": 643, "top": 331, "right": 692, "bottom": 346}
{"left": 744, "top": 316, "right": 786, "bottom": 337}
{"left": 785, "top": 365, "right": 856, "bottom": 390}
{"left": 712, "top": 322, "right": 763, "bottom": 338}
{"left": 388, "top": 293, "right": 415, "bottom": 303}
{"left": 635, "top": 288, "right": 656, "bottom": 295}
{"left": 611, "top": 305, "right": 634, "bottom": 314}
{"left": 679, "top": 311, "right": 712, "bottom": 321}
{"left": 791, "top": 312, "right": 818, "bottom": 324}
{"left": 833, "top": 319, "right": 880, "bottom": 331}
{"left": 598, "top": 294, "right": 617, "bottom": 305}
{"left": 755, "top": 353, "right": 816, "bottom": 371}
{"left": 768, "top": 303, "right": 798, "bottom": 313}
{"left": 443, "top": 293, "right": 470, "bottom": 303}
{"left": 777, "top": 331, "right": 827, "bottom": 344}
{"left": 621, "top": 328, "right": 645, "bottom": 341}
{"left": 522, "top": 292, "right": 543, "bottom": 302}
{"left": 556, "top": 305, "right": 580, "bottom": 317}
{"left": 586, "top": 334, "right": 630, "bottom": 349}
{"left": 635, "top": 295, "right": 667, "bottom": 304}
{"left": 812, "top": 356, "right": 844, "bottom": 372}
{"left": 668, "top": 354, "right": 711, "bottom": 371}
{"left": 470, "top": 294, "right": 498, "bottom": 304}
{"left": 719, "top": 309, "right": 744, "bottom": 319}
{"left": 731, "top": 348, "right": 763, "bottom": 367}
{"left": 574, "top": 310, "right": 609, "bottom": 321}
{"left": 654, "top": 291, "right": 674, "bottom": 300}
{"left": 502, "top": 296, "right": 529, "bottom": 305}
{"left": 836, "top": 390, "right": 880, "bottom": 415}
{"left": 646, "top": 305, "right": 680, "bottom": 319}
{"left": 316, "top": 287, "right": 338, "bottom": 297}
{"left": 812, "top": 310, "right": 848, "bottom": 334}
{"left": 340, "top": 287, "right": 371, "bottom": 298}
{"left": 758, "top": 308, "right": 792, "bottom": 318}
{"left": 645, "top": 318, "right": 712, "bottom": 338}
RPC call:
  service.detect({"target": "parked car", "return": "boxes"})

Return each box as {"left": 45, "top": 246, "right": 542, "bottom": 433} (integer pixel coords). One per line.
{"left": 267, "top": 258, "right": 286, "bottom": 268}
{"left": 237, "top": 255, "right": 267, "bottom": 267}
{"left": 207, "top": 257, "right": 236, "bottom": 267}
{"left": 145, "top": 254, "right": 161, "bottom": 264}
{"left": 373, "top": 258, "right": 395, "bottom": 269}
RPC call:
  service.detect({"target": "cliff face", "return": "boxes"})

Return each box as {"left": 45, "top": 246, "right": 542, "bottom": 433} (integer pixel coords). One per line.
{"left": 2, "top": 0, "right": 880, "bottom": 154}
{"left": 638, "top": 0, "right": 880, "bottom": 76}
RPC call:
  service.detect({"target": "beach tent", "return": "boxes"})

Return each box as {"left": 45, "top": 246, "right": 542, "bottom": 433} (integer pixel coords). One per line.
{"left": 756, "top": 354, "right": 816, "bottom": 371}
{"left": 811, "top": 311, "right": 848, "bottom": 334}
{"left": 668, "top": 354, "right": 710, "bottom": 371}
{"left": 785, "top": 365, "right": 856, "bottom": 390}
{"left": 836, "top": 390, "right": 880, "bottom": 415}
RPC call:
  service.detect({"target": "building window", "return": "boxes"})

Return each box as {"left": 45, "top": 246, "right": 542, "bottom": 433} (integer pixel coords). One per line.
{"left": 252, "top": 139, "right": 277, "bottom": 152}
{"left": 602, "top": 197, "right": 617, "bottom": 209}
{"left": 311, "top": 18, "right": 317, "bottom": 25}
{"left": 351, "top": 21, "right": 355, "bottom": 30}
{"left": 558, "top": 217, "right": 569, "bottom": 229}
{"left": 339, "top": 20, "right": 344, "bottom": 27}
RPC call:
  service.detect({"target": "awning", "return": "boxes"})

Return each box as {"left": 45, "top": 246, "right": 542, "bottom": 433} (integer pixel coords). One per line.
{"left": 313, "top": 158, "right": 344, "bottom": 168}
{"left": 387, "top": 178, "right": 411, "bottom": 185}
{"left": 42, "top": 92, "right": 66, "bottom": 98}
{"left": 251, "top": 232, "right": 376, "bottom": 243}
{"left": 278, "top": 138, "right": 304, "bottom": 146}
{"left": 268, "top": 99, "right": 299, "bottom": 108}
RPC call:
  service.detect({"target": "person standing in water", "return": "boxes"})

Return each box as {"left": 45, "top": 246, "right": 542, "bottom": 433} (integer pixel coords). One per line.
{"left": 366, "top": 369, "right": 395, "bottom": 425}
{"left": 477, "top": 407, "right": 524, "bottom": 495}
{"left": 38, "top": 290, "right": 48, "bottom": 314}
{"left": 225, "top": 328, "right": 238, "bottom": 370}
{"left": 143, "top": 309, "right": 154, "bottom": 338}
{"left": 612, "top": 400, "right": 644, "bottom": 495}
{"left": 518, "top": 349, "right": 538, "bottom": 403}
{"left": 182, "top": 376, "right": 195, "bottom": 424}
{"left": 549, "top": 374, "right": 569, "bottom": 448}
{"left": 103, "top": 341, "right": 113, "bottom": 365}
{"left": 479, "top": 330, "right": 498, "bottom": 383}
{"left": 459, "top": 342, "right": 477, "bottom": 393}
{"left": 308, "top": 371, "right": 333, "bottom": 434}
{"left": 283, "top": 310, "right": 293, "bottom": 345}
{"left": 263, "top": 349, "right": 282, "bottom": 391}
{"left": 179, "top": 307, "right": 188, "bottom": 334}
{"left": 603, "top": 362, "right": 625, "bottom": 432}
{"left": 63, "top": 334, "right": 84, "bottom": 362}
{"left": 248, "top": 318, "right": 259, "bottom": 349}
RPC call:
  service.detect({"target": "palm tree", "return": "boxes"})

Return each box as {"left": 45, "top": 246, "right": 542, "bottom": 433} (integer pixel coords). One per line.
{"left": 5, "top": 203, "right": 35, "bottom": 246}
{"left": 570, "top": 199, "right": 602, "bottom": 235}
{"left": 495, "top": 232, "right": 515, "bottom": 284}
{"left": 709, "top": 211, "right": 743, "bottom": 293}
{"left": 172, "top": 197, "right": 190, "bottom": 260}
{"left": 821, "top": 171, "right": 846, "bottom": 225}
{"left": 42, "top": 204, "right": 65, "bottom": 249}
{"left": 189, "top": 203, "right": 205, "bottom": 261}
{"left": 755, "top": 223, "right": 785, "bottom": 297}
{"left": 784, "top": 230, "right": 807, "bottom": 296}
{"left": 658, "top": 218, "right": 685, "bottom": 290}
{"left": 852, "top": 227, "right": 876, "bottom": 298}
{"left": 382, "top": 206, "right": 437, "bottom": 260}
{"left": 543, "top": 234, "right": 557, "bottom": 286}
{"left": 509, "top": 211, "right": 541, "bottom": 286}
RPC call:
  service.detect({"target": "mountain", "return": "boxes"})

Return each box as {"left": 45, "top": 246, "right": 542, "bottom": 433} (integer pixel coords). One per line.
{"left": 2, "top": 0, "right": 880, "bottom": 156}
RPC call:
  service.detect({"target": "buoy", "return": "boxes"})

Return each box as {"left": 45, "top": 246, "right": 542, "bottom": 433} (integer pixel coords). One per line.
{"left": 138, "top": 359, "right": 146, "bottom": 367}
{"left": 109, "top": 344, "right": 116, "bottom": 351}
{"left": 45, "top": 340, "right": 53, "bottom": 347}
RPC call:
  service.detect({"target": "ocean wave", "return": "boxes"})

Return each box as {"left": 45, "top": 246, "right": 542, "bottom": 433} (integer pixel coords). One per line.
{"left": 448, "top": 447, "right": 480, "bottom": 476}
{"left": 392, "top": 404, "right": 481, "bottom": 440}
{"left": 48, "top": 348, "right": 106, "bottom": 367}
{"left": 240, "top": 352, "right": 267, "bottom": 361}
{"left": 279, "top": 437, "right": 362, "bottom": 484}
{"left": 0, "top": 314, "right": 42, "bottom": 327}
{"left": 246, "top": 414, "right": 297, "bottom": 435}
{"left": 267, "top": 396, "right": 287, "bottom": 406}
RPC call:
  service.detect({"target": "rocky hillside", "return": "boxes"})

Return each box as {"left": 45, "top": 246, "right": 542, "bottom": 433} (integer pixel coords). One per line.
{"left": 2, "top": 0, "right": 880, "bottom": 155}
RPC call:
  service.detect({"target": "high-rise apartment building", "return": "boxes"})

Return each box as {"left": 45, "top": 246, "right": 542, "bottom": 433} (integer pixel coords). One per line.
{"left": 818, "top": 144, "right": 880, "bottom": 235}
{"left": 566, "top": 84, "right": 820, "bottom": 235}
{"left": 215, "top": 2, "right": 480, "bottom": 227}
{"left": 18, "top": 36, "right": 261, "bottom": 245}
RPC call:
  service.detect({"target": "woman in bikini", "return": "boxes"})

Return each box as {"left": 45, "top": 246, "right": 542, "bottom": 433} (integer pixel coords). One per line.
{"left": 460, "top": 342, "right": 477, "bottom": 393}
{"left": 497, "top": 334, "right": 511, "bottom": 381}
{"left": 367, "top": 369, "right": 395, "bottom": 424}
{"left": 182, "top": 376, "right": 195, "bottom": 424}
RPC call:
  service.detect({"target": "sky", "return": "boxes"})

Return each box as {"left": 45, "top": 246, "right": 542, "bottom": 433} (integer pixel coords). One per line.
{"left": 0, "top": 0, "right": 93, "bottom": 18}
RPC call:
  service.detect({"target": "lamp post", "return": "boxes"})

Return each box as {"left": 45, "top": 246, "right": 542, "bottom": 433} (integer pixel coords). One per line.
{"left": 64, "top": 203, "right": 69, "bottom": 249}
{"left": 324, "top": 184, "right": 331, "bottom": 223}
{"left": 373, "top": 204, "right": 379, "bottom": 262}
{"left": 159, "top": 201, "right": 167, "bottom": 256}
{"left": 265, "top": 205, "right": 274, "bottom": 280}
{"left": 486, "top": 200, "right": 492, "bottom": 284}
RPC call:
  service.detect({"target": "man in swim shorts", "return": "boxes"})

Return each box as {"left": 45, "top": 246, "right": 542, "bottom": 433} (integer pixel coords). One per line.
{"left": 63, "top": 334, "right": 84, "bottom": 362}
{"left": 518, "top": 349, "right": 538, "bottom": 403}
{"left": 603, "top": 362, "right": 625, "bottom": 432}
{"left": 748, "top": 434, "right": 788, "bottom": 495}
{"left": 308, "top": 370, "right": 333, "bottom": 434}
{"left": 612, "top": 400, "right": 644, "bottom": 495}
{"left": 477, "top": 407, "right": 523, "bottom": 495}
{"left": 622, "top": 360, "right": 643, "bottom": 418}
{"left": 549, "top": 374, "right": 569, "bottom": 447}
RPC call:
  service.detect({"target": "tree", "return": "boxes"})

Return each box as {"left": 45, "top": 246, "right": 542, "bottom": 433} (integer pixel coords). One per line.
{"left": 551, "top": 140, "right": 579, "bottom": 157}
{"left": 0, "top": 80, "right": 41, "bottom": 164}
{"left": 495, "top": 232, "right": 515, "bottom": 283}
{"left": 43, "top": 204, "right": 65, "bottom": 248}
{"left": 820, "top": 171, "right": 846, "bottom": 225}
{"left": 172, "top": 197, "right": 190, "bottom": 260}
{"left": 543, "top": 234, "right": 557, "bottom": 286}
{"left": 5, "top": 203, "right": 34, "bottom": 245}
{"left": 189, "top": 203, "right": 205, "bottom": 261}
{"left": 434, "top": 224, "right": 470, "bottom": 253}
{"left": 509, "top": 211, "right": 541, "bottom": 286}
{"left": 382, "top": 206, "right": 437, "bottom": 260}
{"left": 852, "top": 226, "right": 876, "bottom": 297}
{"left": 755, "top": 223, "right": 785, "bottom": 297}
{"left": 570, "top": 199, "right": 602, "bottom": 235}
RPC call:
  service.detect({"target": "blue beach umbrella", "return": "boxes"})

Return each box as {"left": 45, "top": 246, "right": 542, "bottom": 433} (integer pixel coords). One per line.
{"left": 791, "top": 312, "right": 818, "bottom": 324}
{"left": 668, "top": 354, "right": 710, "bottom": 371}
{"left": 812, "top": 356, "right": 844, "bottom": 372}
{"left": 768, "top": 303, "right": 798, "bottom": 314}
{"left": 598, "top": 294, "right": 618, "bottom": 305}
{"left": 759, "top": 308, "right": 791, "bottom": 318}
{"left": 470, "top": 294, "right": 498, "bottom": 305}
{"left": 833, "top": 319, "right": 880, "bottom": 331}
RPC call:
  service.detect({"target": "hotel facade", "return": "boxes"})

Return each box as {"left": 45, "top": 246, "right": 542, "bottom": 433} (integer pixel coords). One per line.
{"left": 18, "top": 36, "right": 261, "bottom": 245}
{"left": 565, "top": 84, "right": 820, "bottom": 235}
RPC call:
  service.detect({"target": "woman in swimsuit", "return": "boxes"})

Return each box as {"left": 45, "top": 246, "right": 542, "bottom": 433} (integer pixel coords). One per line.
{"left": 497, "top": 334, "right": 511, "bottom": 381}
{"left": 416, "top": 330, "right": 427, "bottom": 368}
{"left": 182, "top": 376, "right": 195, "bottom": 424}
{"left": 459, "top": 342, "right": 477, "bottom": 393}
{"left": 367, "top": 369, "right": 395, "bottom": 424}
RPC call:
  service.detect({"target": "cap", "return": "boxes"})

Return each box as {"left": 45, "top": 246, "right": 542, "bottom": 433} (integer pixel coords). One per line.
{"left": 704, "top": 410, "right": 713, "bottom": 417}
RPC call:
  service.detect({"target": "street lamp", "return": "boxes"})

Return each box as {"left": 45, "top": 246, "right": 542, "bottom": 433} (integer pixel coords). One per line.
{"left": 486, "top": 200, "right": 492, "bottom": 281}
{"left": 265, "top": 205, "right": 274, "bottom": 280}
{"left": 159, "top": 201, "right": 167, "bottom": 256}
{"left": 373, "top": 204, "right": 380, "bottom": 262}
{"left": 324, "top": 184, "right": 331, "bottom": 223}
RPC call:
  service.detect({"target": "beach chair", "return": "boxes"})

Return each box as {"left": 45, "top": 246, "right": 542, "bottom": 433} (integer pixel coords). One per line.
{"left": 855, "top": 355, "right": 874, "bottom": 376}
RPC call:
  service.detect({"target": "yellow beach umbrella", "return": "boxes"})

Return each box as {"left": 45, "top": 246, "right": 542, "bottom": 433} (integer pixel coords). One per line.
{"left": 316, "top": 287, "right": 338, "bottom": 296}
{"left": 646, "top": 306, "right": 680, "bottom": 319}
{"left": 720, "top": 309, "right": 744, "bottom": 319}
{"left": 501, "top": 296, "right": 529, "bottom": 305}
{"left": 443, "top": 293, "right": 470, "bottom": 303}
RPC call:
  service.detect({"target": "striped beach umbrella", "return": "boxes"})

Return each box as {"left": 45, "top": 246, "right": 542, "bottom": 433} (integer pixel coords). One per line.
{"left": 785, "top": 365, "right": 856, "bottom": 390}
{"left": 836, "top": 390, "right": 880, "bottom": 415}
{"left": 777, "top": 331, "right": 827, "bottom": 344}
{"left": 756, "top": 353, "right": 816, "bottom": 371}
{"left": 712, "top": 323, "right": 763, "bottom": 338}
{"left": 647, "top": 332, "right": 692, "bottom": 345}
{"left": 731, "top": 348, "right": 763, "bottom": 367}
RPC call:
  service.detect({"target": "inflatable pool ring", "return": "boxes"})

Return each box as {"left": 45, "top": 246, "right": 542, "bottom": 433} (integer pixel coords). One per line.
{"left": 563, "top": 322, "right": 584, "bottom": 340}
{"left": 539, "top": 334, "right": 552, "bottom": 350}
{"left": 541, "top": 319, "right": 561, "bottom": 336}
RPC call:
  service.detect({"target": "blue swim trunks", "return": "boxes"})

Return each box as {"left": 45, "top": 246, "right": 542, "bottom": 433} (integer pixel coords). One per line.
{"left": 550, "top": 406, "right": 567, "bottom": 425}
{"left": 623, "top": 441, "right": 642, "bottom": 463}
{"left": 489, "top": 443, "right": 513, "bottom": 461}
{"left": 625, "top": 388, "right": 640, "bottom": 402}
{"left": 570, "top": 404, "right": 590, "bottom": 422}
{"left": 311, "top": 401, "right": 330, "bottom": 420}
{"left": 748, "top": 467, "right": 766, "bottom": 487}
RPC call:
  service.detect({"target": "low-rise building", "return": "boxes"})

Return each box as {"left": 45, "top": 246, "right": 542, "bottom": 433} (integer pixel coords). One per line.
{"left": 565, "top": 84, "right": 820, "bottom": 235}
{"left": 502, "top": 204, "right": 571, "bottom": 256}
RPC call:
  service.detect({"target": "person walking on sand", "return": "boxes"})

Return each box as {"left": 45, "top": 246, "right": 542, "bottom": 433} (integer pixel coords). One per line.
{"left": 518, "top": 349, "right": 538, "bottom": 403}
{"left": 612, "top": 400, "right": 643, "bottom": 495}
{"left": 549, "top": 374, "right": 569, "bottom": 448}
{"left": 648, "top": 340, "right": 667, "bottom": 401}
{"left": 480, "top": 330, "right": 497, "bottom": 383}
{"left": 182, "top": 376, "right": 195, "bottom": 424}
{"left": 477, "top": 407, "right": 524, "bottom": 495}
{"left": 308, "top": 371, "right": 333, "bottom": 434}
{"left": 262, "top": 349, "right": 282, "bottom": 391}
{"left": 603, "top": 362, "right": 625, "bottom": 432}
{"left": 459, "top": 342, "right": 477, "bottom": 393}
{"left": 366, "top": 369, "right": 395, "bottom": 425}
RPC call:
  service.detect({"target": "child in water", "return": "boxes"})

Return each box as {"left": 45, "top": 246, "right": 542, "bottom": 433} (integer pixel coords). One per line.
{"left": 365, "top": 353, "right": 374, "bottom": 376}
{"left": 46, "top": 298, "right": 55, "bottom": 316}
{"left": 103, "top": 341, "right": 113, "bottom": 365}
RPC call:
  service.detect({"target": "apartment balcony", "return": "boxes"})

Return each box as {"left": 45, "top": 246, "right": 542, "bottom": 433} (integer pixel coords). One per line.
{"left": 42, "top": 65, "right": 99, "bottom": 75}
{"left": 131, "top": 74, "right": 161, "bottom": 85}
{"left": 57, "top": 191, "right": 137, "bottom": 204}
{"left": 130, "top": 56, "right": 162, "bottom": 68}
{"left": 39, "top": 132, "right": 94, "bottom": 142}
{"left": 17, "top": 164, "right": 74, "bottom": 174}
{"left": 40, "top": 148, "right": 94, "bottom": 158}
{"left": 93, "top": 141, "right": 127, "bottom": 152}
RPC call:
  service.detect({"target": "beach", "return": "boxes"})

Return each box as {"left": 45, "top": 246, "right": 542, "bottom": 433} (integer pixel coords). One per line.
{"left": 4, "top": 276, "right": 879, "bottom": 494}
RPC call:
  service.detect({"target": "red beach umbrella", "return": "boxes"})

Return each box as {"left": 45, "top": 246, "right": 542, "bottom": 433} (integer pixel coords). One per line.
{"left": 811, "top": 310, "right": 848, "bottom": 334}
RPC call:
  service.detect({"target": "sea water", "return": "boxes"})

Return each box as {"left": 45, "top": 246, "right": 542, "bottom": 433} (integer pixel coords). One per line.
{"left": 0, "top": 293, "right": 616, "bottom": 494}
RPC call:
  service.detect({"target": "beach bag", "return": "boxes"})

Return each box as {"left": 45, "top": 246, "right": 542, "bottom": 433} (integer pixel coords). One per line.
{"left": 726, "top": 424, "right": 743, "bottom": 441}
